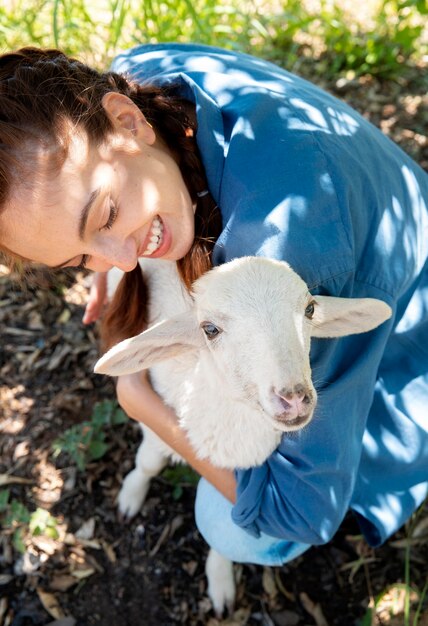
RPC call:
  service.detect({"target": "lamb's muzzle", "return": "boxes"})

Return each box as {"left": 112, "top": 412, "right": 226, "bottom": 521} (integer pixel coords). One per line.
{"left": 271, "top": 383, "right": 317, "bottom": 430}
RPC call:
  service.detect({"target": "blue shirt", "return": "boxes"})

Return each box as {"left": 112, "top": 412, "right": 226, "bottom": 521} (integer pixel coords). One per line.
{"left": 112, "top": 43, "right": 428, "bottom": 547}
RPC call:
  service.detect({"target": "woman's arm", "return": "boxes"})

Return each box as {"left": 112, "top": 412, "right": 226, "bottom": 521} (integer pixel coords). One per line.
{"left": 116, "top": 371, "right": 237, "bottom": 504}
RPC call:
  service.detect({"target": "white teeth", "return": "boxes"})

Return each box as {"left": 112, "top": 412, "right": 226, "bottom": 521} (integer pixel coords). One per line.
{"left": 142, "top": 216, "right": 164, "bottom": 256}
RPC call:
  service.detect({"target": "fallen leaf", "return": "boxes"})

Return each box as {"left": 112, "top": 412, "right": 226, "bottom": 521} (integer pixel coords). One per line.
{"left": 262, "top": 567, "right": 278, "bottom": 600}
{"left": 101, "top": 539, "right": 116, "bottom": 563}
{"left": 0, "top": 473, "right": 33, "bottom": 487}
{"left": 299, "top": 592, "right": 329, "bottom": 626}
{"left": 0, "top": 597, "right": 8, "bottom": 622}
{"left": 49, "top": 575, "right": 79, "bottom": 592}
{"left": 0, "top": 574, "right": 14, "bottom": 585}
{"left": 57, "top": 309, "right": 72, "bottom": 324}
{"left": 78, "top": 538, "right": 102, "bottom": 550}
{"left": 47, "top": 345, "right": 72, "bottom": 371}
{"left": 70, "top": 568, "right": 95, "bottom": 580}
{"left": 75, "top": 518, "right": 96, "bottom": 541}
{"left": 31, "top": 536, "right": 58, "bottom": 556}
{"left": 36, "top": 588, "right": 64, "bottom": 620}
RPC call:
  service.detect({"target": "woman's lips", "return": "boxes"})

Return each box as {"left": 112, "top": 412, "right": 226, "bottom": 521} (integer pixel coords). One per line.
{"left": 138, "top": 215, "right": 170, "bottom": 258}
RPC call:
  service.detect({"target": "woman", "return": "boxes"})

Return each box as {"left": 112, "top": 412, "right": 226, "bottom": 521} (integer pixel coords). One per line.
{"left": 0, "top": 43, "right": 427, "bottom": 567}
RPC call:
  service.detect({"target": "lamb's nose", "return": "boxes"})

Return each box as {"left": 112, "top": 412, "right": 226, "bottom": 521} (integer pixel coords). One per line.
{"left": 275, "top": 384, "right": 312, "bottom": 417}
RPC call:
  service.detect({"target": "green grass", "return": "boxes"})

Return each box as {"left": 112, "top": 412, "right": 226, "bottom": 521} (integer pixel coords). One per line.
{"left": 0, "top": 0, "right": 426, "bottom": 76}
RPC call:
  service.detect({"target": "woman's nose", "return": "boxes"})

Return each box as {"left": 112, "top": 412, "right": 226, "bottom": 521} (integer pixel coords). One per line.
{"left": 94, "top": 236, "right": 137, "bottom": 272}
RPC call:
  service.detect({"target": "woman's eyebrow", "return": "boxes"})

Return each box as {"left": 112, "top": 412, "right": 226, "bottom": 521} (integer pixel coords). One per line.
{"left": 51, "top": 188, "right": 101, "bottom": 269}
{"left": 79, "top": 188, "right": 101, "bottom": 240}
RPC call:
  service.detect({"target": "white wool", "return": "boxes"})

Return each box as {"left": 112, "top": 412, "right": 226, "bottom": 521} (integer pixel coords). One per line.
{"left": 99, "top": 256, "right": 391, "bottom": 614}
{"left": 102, "top": 256, "right": 391, "bottom": 469}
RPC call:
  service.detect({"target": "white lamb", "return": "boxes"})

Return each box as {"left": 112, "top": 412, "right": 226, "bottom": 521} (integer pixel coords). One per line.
{"left": 94, "top": 256, "right": 391, "bottom": 614}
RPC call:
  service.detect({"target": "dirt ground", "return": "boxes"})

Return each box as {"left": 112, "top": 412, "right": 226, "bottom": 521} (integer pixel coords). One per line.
{"left": 1, "top": 67, "right": 427, "bottom": 626}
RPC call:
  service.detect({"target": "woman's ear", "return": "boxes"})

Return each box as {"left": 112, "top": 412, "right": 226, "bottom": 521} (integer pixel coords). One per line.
{"left": 101, "top": 92, "right": 156, "bottom": 145}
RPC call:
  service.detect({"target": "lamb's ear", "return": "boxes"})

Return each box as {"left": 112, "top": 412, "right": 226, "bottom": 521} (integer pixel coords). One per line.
{"left": 310, "top": 296, "right": 392, "bottom": 338}
{"left": 94, "top": 311, "right": 203, "bottom": 376}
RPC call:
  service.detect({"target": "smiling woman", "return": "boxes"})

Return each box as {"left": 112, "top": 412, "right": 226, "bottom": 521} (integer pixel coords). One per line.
{"left": 0, "top": 48, "right": 220, "bottom": 281}
{"left": 0, "top": 43, "right": 427, "bottom": 595}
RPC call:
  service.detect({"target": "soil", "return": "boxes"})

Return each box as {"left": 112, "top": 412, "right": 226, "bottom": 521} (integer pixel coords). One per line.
{"left": 1, "top": 66, "right": 427, "bottom": 626}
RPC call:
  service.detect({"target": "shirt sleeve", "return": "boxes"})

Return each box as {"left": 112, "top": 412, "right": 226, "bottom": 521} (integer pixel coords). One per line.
{"left": 231, "top": 279, "right": 395, "bottom": 545}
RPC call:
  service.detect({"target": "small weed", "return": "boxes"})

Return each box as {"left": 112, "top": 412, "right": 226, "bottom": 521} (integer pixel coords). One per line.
{"left": 0, "top": 488, "right": 60, "bottom": 553}
{"left": 52, "top": 399, "right": 127, "bottom": 471}
{"left": 161, "top": 465, "right": 199, "bottom": 500}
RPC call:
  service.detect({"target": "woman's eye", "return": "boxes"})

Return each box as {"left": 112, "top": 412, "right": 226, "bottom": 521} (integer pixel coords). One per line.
{"left": 305, "top": 301, "right": 316, "bottom": 319}
{"left": 101, "top": 200, "right": 119, "bottom": 230}
{"left": 200, "top": 322, "right": 222, "bottom": 340}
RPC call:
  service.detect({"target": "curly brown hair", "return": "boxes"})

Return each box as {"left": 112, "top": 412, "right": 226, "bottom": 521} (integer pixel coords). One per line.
{"left": 0, "top": 47, "right": 222, "bottom": 346}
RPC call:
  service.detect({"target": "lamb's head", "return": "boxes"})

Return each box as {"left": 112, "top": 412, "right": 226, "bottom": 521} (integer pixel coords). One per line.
{"left": 94, "top": 257, "right": 392, "bottom": 433}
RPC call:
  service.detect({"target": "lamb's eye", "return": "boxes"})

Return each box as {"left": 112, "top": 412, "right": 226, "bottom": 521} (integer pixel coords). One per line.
{"left": 305, "top": 301, "right": 316, "bottom": 319}
{"left": 200, "top": 322, "right": 222, "bottom": 340}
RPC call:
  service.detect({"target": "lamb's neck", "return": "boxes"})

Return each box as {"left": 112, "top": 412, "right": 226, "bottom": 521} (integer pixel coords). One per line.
{"left": 180, "top": 357, "right": 283, "bottom": 470}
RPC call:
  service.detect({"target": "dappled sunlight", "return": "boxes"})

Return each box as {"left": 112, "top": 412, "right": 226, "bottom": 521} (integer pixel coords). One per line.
{"left": 0, "top": 385, "right": 33, "bottom": 434}
{"left": 32, "top": 451, "right": 64, "bottom": 508}
{"left": 326, "top": 106, "right": 360, "bottom": 136}
{"left": 287, "top": 98, "right": 331, "bottom": 133}
{"left": 395, "top": 286, "right": 428, "bottom": 332}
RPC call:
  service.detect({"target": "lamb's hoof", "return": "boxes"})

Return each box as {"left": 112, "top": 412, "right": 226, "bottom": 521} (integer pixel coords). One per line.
{"left": 117, "top": 471, "right": 150, "bottom": 520}
{"left": 214, "top": 599, "right": 235, "bottom": 620}
{"left": 117, "top": 509, "right": 134, "bottom": 525}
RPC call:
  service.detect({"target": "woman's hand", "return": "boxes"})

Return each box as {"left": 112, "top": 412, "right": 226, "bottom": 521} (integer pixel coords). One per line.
{"left": 116, "top": 371, "right": 237, "bottom": 504}
{"left": 82, "top": 271, "right": 108, "bottom": 324}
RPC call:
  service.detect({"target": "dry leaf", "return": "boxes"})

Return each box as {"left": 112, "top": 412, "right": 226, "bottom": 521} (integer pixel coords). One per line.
{"left": 36, "top": 588, "right": 64, "bottom": 620}
{"left": 75, "top": 517, "right": 96, "bottom": 541}
{"left": 57, "top": 309, "right": 71, "bottom": 324}
{"left": 31, "top": 536, "right": 58, "bottom": 556}
{"left": 78, "top": 538, "right": 101, "bottom": 550}
{"left": 47, "top": 345, "right": 71, "bottom": 370}
{"left": 300, "top": 592, "right": 329, "bottom": 626}
{"left": 49, "top": 575, "right": 79, "bottom": 592}
{"left": 262, "top": 567, "right": 278, "bottom": 600}
{"left": 71, "top": 568, "right": 95, "bottom": 580}
{"left": 0, "top": 473, "right": 33, "bottom": 487}
{"left": 101, "top": 540, "right": 116, "bottom": 563}
{"left": 0, "top": 574, "right": 14, "bottom": 585}
{"left": 0, "top": 597, "right": 8, "bottom": 622}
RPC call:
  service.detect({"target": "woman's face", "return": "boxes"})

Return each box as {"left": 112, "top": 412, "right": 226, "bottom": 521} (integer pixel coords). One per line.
{"left": 0, "top": 94, "right": 196, "bottom": 272}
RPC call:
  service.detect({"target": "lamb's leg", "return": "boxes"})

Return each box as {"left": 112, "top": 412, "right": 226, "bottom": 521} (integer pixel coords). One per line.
{"left": 205, "top": 548, "right": 236, "bottom": 617}
{"left": 118, "top": 426, "right": 169, "bottom": 519}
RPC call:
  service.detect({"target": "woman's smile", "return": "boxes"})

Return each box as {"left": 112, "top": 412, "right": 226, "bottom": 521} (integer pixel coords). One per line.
{"left": 0, "top": 109, "right": 195, "bottom": 271}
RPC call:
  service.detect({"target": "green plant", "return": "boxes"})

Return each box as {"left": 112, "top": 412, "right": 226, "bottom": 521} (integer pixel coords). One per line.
{"left": 358, "top": 499, "right": 428, "bottom": 626}
{"left": 161, "top": 465, "right": 199, "bottom": 500}
{"left": 52, "top": 399, "right": 127, "bottom": 470}
{"left": 267, "top": 0, "right": 427, "bottom": 79}
{"left": 0, "top": 488, "right": 59, "bottom": 553}
{"left": 1, "top": 0, "right": 426, "bottom": 77}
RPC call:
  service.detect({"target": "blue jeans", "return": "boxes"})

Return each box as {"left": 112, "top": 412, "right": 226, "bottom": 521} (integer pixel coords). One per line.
{"left": 194, "top": 479, "right": 311, "bottom": 565}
